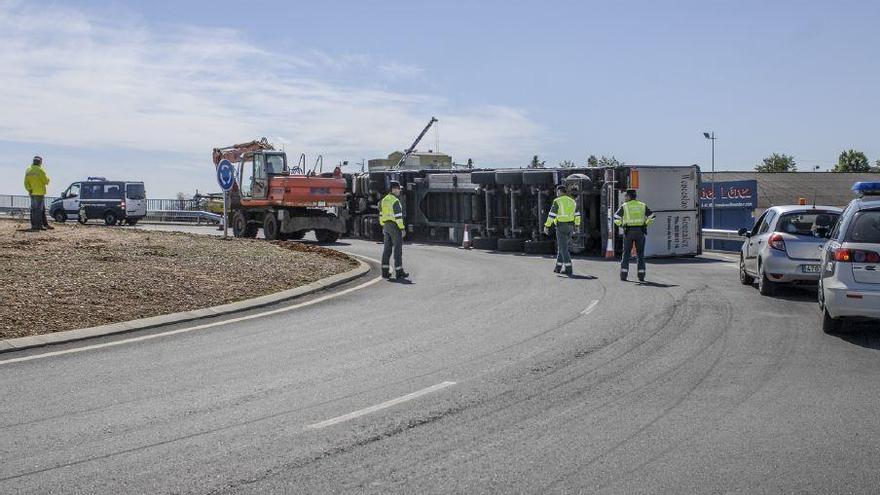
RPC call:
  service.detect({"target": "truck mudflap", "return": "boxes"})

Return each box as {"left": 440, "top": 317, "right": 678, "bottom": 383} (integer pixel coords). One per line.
{"left": 278, "top": 210, "right": 346, "bottom": 234}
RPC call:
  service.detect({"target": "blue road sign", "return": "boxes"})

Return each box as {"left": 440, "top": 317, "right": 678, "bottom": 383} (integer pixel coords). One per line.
{"left": 216, "top": 159, "right": 236, "bottom": 191}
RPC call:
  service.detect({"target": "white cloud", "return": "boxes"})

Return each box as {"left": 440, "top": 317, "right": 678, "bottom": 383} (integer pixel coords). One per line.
{"left": 0, "top": 1, "right": 543, "bottom": 195}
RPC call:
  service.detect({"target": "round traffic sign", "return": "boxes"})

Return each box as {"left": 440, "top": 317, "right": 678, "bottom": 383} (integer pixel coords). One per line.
{"left": 216, "top": 160, "right": 236, "bottom": 191}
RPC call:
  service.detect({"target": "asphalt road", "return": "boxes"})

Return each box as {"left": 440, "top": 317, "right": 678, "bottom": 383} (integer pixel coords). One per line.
{"left": 3, "top": 229, "right": 880, "bottom": 494}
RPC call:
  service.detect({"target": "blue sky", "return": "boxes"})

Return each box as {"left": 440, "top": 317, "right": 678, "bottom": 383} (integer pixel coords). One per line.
{"left": 1, "top": 0, "right": 878, "bottom": 196}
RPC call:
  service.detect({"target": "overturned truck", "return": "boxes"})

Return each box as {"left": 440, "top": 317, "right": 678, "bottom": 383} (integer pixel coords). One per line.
{"left": 344, "top": 165, "right": 702, "bottom": 258}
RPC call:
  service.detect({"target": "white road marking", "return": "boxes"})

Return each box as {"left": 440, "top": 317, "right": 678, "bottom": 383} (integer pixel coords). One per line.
{"left": 581, "top": 300, "right": 600, "bottom": 316}
{"left": 307, "top": 381, "right": 457, "bottom": 430}
{"left": 0, "top": 256, "right": 383, "bottom": 366}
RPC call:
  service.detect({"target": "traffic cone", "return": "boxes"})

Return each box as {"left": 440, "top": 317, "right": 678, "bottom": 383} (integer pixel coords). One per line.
{"left": 462, "top": 224, "right": 472, "bottom": 249}
{"left": 605, "top": 237, "right": 615, "bottom": 259}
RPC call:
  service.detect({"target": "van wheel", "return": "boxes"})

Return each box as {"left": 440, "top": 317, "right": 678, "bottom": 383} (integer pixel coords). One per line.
{"left": 53, "top": 211, "right": 67, "bottom": 223}
{"left": 739, "top": 256, "right": 754, "bottom": 285}
{"left": 263, "top": 214, "right": 280, "bottom": 241}
{"left": 104, "top": 211, "right": 118, "bottom": 226}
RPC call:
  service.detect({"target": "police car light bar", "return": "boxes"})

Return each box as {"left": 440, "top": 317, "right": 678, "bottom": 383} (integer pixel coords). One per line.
{"left": 852, "top": 182, "right": 880, "bottom": 197}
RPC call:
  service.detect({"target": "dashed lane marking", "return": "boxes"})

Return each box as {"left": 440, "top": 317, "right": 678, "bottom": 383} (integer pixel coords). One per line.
{"left": 306, "top": 381, "right": 457, "bottom": 429}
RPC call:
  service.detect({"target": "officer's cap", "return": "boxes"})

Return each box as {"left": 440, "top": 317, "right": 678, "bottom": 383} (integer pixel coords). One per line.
{"left": 555, "top": 184, "right": 567, "bottom": 192}
{"left": 33, "top": 155, "right": 43, "bottom": 164}
{"left": 625, "top": 189, "right": 637, "bottom": 198}
{"left": 389, "top": 181, "right": 401, "bottom": 189}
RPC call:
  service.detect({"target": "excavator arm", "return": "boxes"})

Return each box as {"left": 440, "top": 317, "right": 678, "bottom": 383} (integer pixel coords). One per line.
{"left": 212, "top": 138, "right": 275, "bottom": 166}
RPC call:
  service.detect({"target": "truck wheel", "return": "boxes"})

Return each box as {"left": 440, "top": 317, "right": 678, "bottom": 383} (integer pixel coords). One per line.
{"left": 53, "top": 210, "right": 66, "bottom": 223}
{"left": 126, "top": 219, "right": 139, "bottom": 226}
{"left": 232, "top": 211, "right": 257, "bottom": 238}
{"left": 315, "top": 229, "right": 339, "bottom": 244}
{"left": 495, "top": 170, "right": 523, "bottom": 185}
{"left": 104, "top": 211, "right": 118, "bottom": 226}
{"left": 263, "top": 214, "right": 280, "bottom": 241}
{"left": 522, "top": 170, "right": 555, "bottom": 185}
{"left": 524, "top": 239, "right": 555, "bottom": 254}
{"left": 497, "top": 238, "right": 525, "bottom": 252}
{"left": 472, "top": 236, "right": 498, "bottom": 250}
{"left": 470, "top": 171, "right": 497, "bottom": 186}
{"left": 285, "top": 230, "right": 306, "bottom": 240}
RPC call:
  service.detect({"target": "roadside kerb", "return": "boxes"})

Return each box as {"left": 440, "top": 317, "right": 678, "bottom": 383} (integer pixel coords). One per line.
{"left": 0, "top": 257, "right": 372, "bottom": 354}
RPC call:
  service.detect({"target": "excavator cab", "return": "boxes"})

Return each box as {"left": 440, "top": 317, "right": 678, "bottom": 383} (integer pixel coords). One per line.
{"left": 238, "top": 151, "right": 288, "bottom": 200}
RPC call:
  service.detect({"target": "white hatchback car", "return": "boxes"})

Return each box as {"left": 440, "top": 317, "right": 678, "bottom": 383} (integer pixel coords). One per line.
{"left": 818, "top": 182, "right": 880, "bottom": 333}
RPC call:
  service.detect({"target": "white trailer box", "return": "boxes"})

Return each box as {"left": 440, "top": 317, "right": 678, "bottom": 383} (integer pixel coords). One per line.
{"left": 625, "top": 165, "right": 702, "bottom": 257}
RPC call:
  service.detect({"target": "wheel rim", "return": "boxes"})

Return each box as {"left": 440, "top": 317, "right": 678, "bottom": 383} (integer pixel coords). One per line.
{"left": 740, "top": 258, "right": 746, "bottom": 281}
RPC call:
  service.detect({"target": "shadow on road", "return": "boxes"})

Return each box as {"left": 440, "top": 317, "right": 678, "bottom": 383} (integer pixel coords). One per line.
{"left": 833, "top": 325, "right": 880, "bottom": 350}
{"left": 557, "top": 274, "right": 597, "bottom": 280}
{"left": 386, "top": 278, "right": 415, "bottom": 285}
{"left": 647, "top": 256, "right": 734, "bottom": 266}
{"left": 633, "top": 280, "right": 678, "bottom": 288}
{"left": 761, "top": 285, "right": 818, "bottom": 302}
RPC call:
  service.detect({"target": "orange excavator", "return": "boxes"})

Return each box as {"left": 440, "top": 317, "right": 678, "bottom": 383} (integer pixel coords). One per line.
{"left": 212, "top": 138, "right": 347, "bottom": 242}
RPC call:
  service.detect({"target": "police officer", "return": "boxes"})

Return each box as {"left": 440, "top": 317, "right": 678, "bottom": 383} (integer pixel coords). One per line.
{"left": 614, "top": 189, "right": 655, "bottom": 281}
{"left": 379, "top": 181, "right": 409, "bottom": 280}
{"left": 543, "top": 184, "right": 581, "bottom": 276}
{"left": 23, "top": 155, "right": 52, "bottom": 231}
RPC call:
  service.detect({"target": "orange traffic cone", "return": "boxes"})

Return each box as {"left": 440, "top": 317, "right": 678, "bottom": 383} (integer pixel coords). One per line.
{"left": 605, "top": 237, "right": 615, "bottom": 259}
{"left": 462, "top": 224, "right": 472, "bottom": 249}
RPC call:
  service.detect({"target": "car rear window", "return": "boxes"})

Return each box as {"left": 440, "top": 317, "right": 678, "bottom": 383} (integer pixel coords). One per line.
{"left": 846, "top": 210, "right": 880, "bottom": 243}
{"left": 126, "top": 183, "right": 146, "bottom": 199}
{"left": 776, "top": 211, "right": 839, "bottom": 237}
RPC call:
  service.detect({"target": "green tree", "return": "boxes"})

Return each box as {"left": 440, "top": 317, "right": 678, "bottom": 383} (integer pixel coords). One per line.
{"left": 833, "top": 149, "right": 871, "bottom": 172}
{"left": 586, "top": 155, "right": 599, "bottom": 167}
{"left": 528, "top": 155, "right": 545, "bottom": 169}
{"left": 755, "top": 153, "right": 797, "bottom": 172}
{"left": 558, "top": 160, "right": 576, "bottom": 168}
{"left": 598, "top": 155, "right": 624, "bottom": 167}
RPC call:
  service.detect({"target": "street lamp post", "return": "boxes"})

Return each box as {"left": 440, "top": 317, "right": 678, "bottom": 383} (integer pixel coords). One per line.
{"left": 703, "top": 131, "right": 716, "bottom": 231}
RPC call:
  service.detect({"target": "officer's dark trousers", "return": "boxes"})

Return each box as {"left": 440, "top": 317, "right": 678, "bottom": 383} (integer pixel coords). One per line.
{"left": 29, "top": 195, "right": 46, "bottom": 230}
{"left": 381, "top": 222, "right": 404, "bottom": 272}
{"left": 620, "top": 228, "right": 646, "bottom": 279}
{"left": 555, "top": 222, "right": 573, "bottom": 271}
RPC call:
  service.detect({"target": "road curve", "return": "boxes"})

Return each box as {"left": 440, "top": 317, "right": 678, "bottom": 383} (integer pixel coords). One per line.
{"left": 2, "top": 237, "right": 880, "bottom": 494}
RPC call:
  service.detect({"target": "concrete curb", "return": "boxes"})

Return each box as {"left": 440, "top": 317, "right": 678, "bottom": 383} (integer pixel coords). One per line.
{"left": 0, "top": 257, "right": 371, "bottom": 354}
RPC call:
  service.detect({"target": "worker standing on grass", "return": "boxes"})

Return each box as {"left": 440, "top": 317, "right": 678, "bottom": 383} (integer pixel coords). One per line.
{"left": 544, "top": 184, "right": 580, "bottom": 276}
{"left": 614, "top": 189, "right": 655, "bottom": 282}
{"left": 23, "top": 155, "right": 52, "bottom": 231}
{"left": 379, "top": 181, "right": 409, "bottom": 280}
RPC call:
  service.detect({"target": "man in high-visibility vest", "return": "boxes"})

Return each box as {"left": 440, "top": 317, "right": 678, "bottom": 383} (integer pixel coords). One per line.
{"left": 379, "top": 181, "right": 409, "bottom": 280}
{"left": 544, "top": 184, "right": 581, "bottom": 276}
{"left": 23, "top": 155, "right": 52, "bottom": 231}
{"left": 614, "top": 189, "right": 655, "bottom": 281}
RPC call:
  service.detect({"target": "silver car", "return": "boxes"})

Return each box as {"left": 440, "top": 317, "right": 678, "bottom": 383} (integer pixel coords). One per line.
{"left": 818, "top": 185, "right": 880, "bottom": 333}
{"left": 738, "top": 205, "right": 842, "bottom": 296}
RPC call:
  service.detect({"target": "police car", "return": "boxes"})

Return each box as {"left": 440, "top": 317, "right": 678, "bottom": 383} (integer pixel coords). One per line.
{"left": 50, "top": 178, "right": 147, "bottom": 226}
{"left": 818, "top": 182, "right": 880, "bottom": 333}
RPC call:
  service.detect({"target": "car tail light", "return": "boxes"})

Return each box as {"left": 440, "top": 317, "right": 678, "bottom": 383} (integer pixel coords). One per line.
{"left": 768, "top": 233, "right": 786, "bottom": 251}
{"left": 121, "top": 201, "right": 126, "bottom": 209}
{"left": 833, "top": 248, "right": 880, "bottom": 263}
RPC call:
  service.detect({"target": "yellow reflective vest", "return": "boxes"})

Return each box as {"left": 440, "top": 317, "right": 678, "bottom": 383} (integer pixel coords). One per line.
{"left": 24, "top": 164, "right": 50, "bottom": 196}
{"left": 613, "top": 200, "right": 655, "bottom": 228}
{"left": 380, "top": 193, "right": 405, "bottom": 230}
{"left": 545, "top": 195, "right": 581, "bottom": 227}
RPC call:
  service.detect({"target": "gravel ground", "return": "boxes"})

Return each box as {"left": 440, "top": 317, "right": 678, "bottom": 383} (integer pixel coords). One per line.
{"left": 0, "top": 219, "right": 357, "bottom": 339}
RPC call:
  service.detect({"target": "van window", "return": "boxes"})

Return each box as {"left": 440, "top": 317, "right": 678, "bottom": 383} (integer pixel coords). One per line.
{"left": 81, "top": 184, "right": 101, "bottom": 199}
{"left": 65, "top": 183, "right": 81, "bottom": 198}
{"left": 126, "top": 183, "right": 146, "bottom": 199}
{"left": 846, "top": 210, "right": 880, "bottom": 243}
{"left": 103, "top": 184, "right": 123, "bottom": 199}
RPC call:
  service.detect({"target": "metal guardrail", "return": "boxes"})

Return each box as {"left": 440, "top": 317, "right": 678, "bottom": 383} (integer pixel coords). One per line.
{"left": 702, "top": 229, "right": 743, "bottom": 241}
{"left": 0, "top": 194, "right": 221, "bottom": 224}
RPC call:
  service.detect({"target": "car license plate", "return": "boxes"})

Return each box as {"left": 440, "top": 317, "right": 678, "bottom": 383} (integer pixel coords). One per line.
{"left": 803, "top": 264, "right": 820, "bottom": 273}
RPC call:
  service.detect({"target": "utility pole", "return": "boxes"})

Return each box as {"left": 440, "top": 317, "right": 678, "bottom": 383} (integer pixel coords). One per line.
{"left": 703, "top": 131, "right": 717, "bottom": 230}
